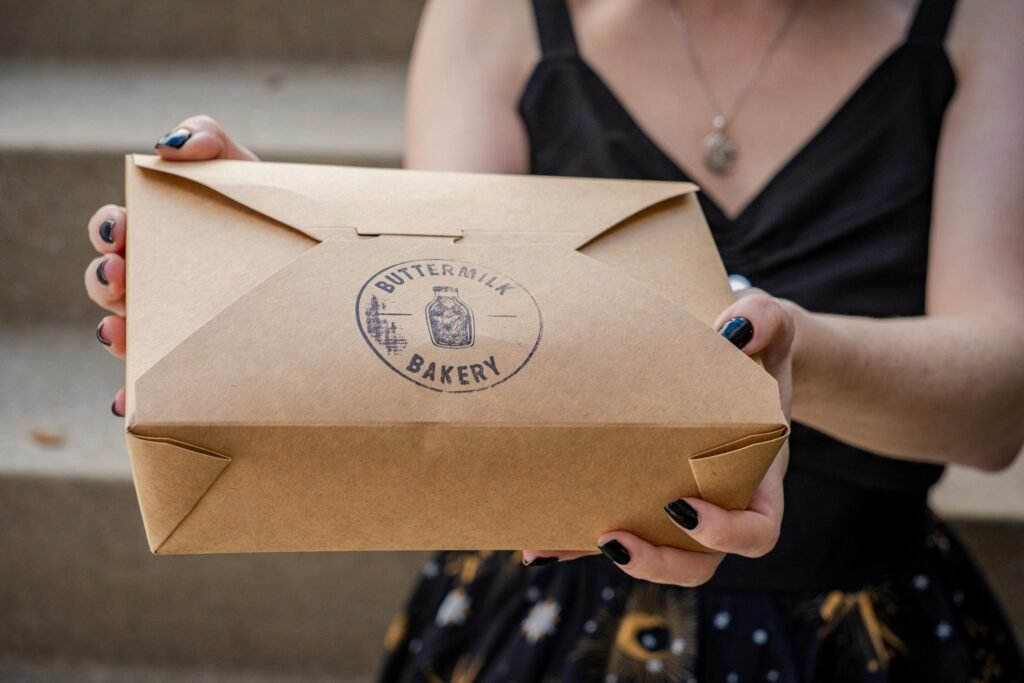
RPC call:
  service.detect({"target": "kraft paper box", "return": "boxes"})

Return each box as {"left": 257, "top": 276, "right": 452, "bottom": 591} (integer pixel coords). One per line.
{"left": 124, "top": 154, "right": 788, "bottom": 555}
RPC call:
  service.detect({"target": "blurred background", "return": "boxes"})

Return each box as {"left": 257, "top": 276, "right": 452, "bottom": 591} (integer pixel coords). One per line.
{"left": 0, "top": 1, "right": 1021, "bottom": 681}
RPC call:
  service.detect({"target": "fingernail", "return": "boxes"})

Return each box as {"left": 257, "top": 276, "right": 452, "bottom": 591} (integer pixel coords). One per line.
{"left": 525, "top": 556, "right": 559, "bottom": 567}
{"left": 155, "top": 128, "right": 192, "bottom": 149}
{"left": 96, "top": 259, "right": 109, "bottom": 285}
{"left": 597, "top": 540, "right": 630, "bottom": 565}
{"left": 99, "top": 219, "right": 116, "bottom": 244}
{"left": 665, "top": 499, "right": 699, "bottom": 531}
{"left": 111, "top": 401, "right": 123, "bottom": 418}
{"left": 96, "top": 322, "right": 111, "bottom": 347}
{"left": 719, "top": 317, "right": 753, "bottom": 349}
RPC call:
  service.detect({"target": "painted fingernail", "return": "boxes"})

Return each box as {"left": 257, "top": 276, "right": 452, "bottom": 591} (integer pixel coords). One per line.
{"left": 665, "top": 499, "right": 699, "bottom": 531}
{"left": 719, "top": 317, "right": 753, "bottom": 349}
{"left": 525, "top": 556, "right": 559, "bottom": 567}
{"left": 155, "top": 128, "right": 192, "bottom": 149}
{"left": 598, "top": 540, "right": 630, "bottom": 565}
{"left": 96, "top": 322, "right": 111, "bottom": 347}
{"left": 111, "top": 401, "right": 123, "bottom": 418}
{"left": 99, "top": 219, "right": 116, "bottom": 244}
{"left": 96, "top": 259, "right": 109, "bottom": 285}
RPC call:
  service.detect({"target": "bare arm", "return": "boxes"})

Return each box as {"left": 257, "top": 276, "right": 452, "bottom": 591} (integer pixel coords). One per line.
{"left": 790, "top": 0, "right": 1024, "bottom": 471}
{"left": 404, "top": 0, "right": 536, "bottom": 173}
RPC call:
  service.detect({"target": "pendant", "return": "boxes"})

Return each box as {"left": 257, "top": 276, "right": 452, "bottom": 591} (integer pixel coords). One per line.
{"left": 702, "top": 116, "right": 737, "bottom": 174}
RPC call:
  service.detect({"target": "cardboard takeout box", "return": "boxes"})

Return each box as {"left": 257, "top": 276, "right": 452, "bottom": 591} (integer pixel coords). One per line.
{"left": 124, "top": 154, "right": 788, "bottom": 555}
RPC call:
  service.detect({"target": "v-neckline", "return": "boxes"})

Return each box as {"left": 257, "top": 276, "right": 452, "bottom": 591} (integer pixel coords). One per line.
{"left": 577, "top": 42, "right": 911, "bottom": 225}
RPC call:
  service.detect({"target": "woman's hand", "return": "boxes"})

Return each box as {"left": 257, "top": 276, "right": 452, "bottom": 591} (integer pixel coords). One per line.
{"left": 86, "top": 115, "right": 258, "bottom": 417}
{"left": 523, "top": 290, "right": 797, "bottom": 586}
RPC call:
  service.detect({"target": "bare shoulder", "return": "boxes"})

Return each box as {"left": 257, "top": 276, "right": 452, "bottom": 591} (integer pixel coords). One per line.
{"left": 404, "top": 0, "right": 539, "bottom": 173}
{"left": 926, "top": 0, "right": 1023, "bottom": 319}
{"left": 412, "top": 0, "right": 537, "bottom": 72}
{"left": 947, "top": 0, "right": 1024, "bottom": 75}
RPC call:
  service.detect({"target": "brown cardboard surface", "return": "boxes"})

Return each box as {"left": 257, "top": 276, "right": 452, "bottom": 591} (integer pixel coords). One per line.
{"left": 124, "top": 154, "right": 789, "bottom": 555}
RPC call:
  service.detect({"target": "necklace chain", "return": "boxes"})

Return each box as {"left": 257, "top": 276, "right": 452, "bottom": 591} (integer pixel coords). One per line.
{"left": 668, "top": 0, "right": 806, "bottom": 172}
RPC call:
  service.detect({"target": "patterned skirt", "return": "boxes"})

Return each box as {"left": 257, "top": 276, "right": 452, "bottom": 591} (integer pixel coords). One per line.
{"left": 376, "top": 517, "right": 1021, "bottom": 683}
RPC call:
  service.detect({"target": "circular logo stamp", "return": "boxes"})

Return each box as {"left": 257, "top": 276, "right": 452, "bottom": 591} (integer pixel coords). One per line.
{"left": 356, "top": 259, "right": 543, "bottom": 393}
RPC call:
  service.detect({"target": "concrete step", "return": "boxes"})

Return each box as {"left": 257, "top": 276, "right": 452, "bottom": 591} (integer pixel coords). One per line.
{"left": 0, "top": 471, "right": 424, "bottom": 680}
{"left": 0, "top": 0, "right": 423, "bottom": 64}
{"left": 952, "top": 519, "right": 1024, "bottom": 646}
{"left": 0, "top": 59, "right": 405, "bottom": 323}
{"left": 0, "top": 325, "right": 426, "bottom": 679}
{"left": 0, "top": 660, "right": 363, "bottom": 683}
{"left": 0, "top": 60, "right": 406, "bottom": 160}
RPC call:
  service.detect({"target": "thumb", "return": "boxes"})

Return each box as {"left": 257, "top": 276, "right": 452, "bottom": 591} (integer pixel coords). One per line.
{"left": 154, "top": 114, "right": 258, "bottom": 161}
{"left": 713, "top": 288, "right": 795, "bottom": 418}
{"left": 713, "top": 289, "right": 796, "bottom": 368}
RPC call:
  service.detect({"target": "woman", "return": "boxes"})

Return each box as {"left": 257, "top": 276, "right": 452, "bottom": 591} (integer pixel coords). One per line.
{"left": 85, "top": 0, "right": 1023, "bottom": 680}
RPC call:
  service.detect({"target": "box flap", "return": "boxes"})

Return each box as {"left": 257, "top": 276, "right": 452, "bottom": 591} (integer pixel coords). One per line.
{"left": 132, "top": 238, "right": 784, "bottom": 430}
{"left": 125, "top": 432, "right": 231, "bottom": 553}
{"left": 131, "top": 155, "right": 697, "bottom": 245}
{"left": 689, "top": 425, "right": 789, "bottom": 510}
{"left": 127, "top": 422, "right": 784, "bottom": 554}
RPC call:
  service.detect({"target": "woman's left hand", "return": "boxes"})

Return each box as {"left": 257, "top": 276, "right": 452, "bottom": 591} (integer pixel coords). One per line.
{"left": 523, "top": 289, "right": 797, "bottom": 586}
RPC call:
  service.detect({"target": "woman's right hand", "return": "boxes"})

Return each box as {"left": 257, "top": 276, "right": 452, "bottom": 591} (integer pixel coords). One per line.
{"left": 86, "top": 115, "right": 258, "bottom": 417}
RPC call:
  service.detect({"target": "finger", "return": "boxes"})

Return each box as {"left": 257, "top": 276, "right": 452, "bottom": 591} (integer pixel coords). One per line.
{"left": 522, "top": 549, "right": 597, "bottom": 566}
{"left": 84, "top": 254, "right": 125, "bottom": 315}
{"left": 96, "top": 315, "right": 126, "bottom": 359}
{"left": 596, "top": 531, "right": 725, "bottom": 587}
{"left": 87, "top": 205, "right": 127, "bottom": 254}
{"left": 663, "top": 497, "right": 781, "bottom": 559}
{"left": 713, "top": 289, "right": 794, "bottom": 358}
{"left": 663, "top": 440, "right": 787, "bottom": 558}
{"left": 112, "top": 386, "right": 126, "bottom": 418}
{"left": 154, "top": 114, "right": 259, "bottom": 161}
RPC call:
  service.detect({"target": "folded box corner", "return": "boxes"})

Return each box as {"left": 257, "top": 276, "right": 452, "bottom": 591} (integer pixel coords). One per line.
{"left": 687, "top": 424, "right": 790, "bottom": 511}
{"left": 125, "top": 431, "right": 232, "bottom": 554}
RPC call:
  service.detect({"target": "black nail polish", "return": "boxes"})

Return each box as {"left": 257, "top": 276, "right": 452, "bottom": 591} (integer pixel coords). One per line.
{"left": 96, "top": 259, "right": 109, "bottom": 285}
{"left": 111, "top": 401, "right": 123, "bottom": 418}
{"left": 155, "top": 128, "right": 191, "bottom": 149}
{"left": 719, "top": 317, "right": 753, "bottom": 349}
{"left": 96, "top": 322, "right": 111, "bottom": 347}
{"left": 99, "top": 219, "right": 116, "bottom": 244}
{"left": 598, "top": 540, "right": 630, "bottom": 565}
{"left": 527, "top": 556, "right": 559, "bottom": 567}
{"left": 665, "top": 499, "right": 699, "bottom": 530}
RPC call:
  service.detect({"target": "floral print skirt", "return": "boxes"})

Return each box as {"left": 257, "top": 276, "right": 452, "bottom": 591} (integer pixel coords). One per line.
{"left": 376, "top": 517, "right": 1021, "bottom": 683}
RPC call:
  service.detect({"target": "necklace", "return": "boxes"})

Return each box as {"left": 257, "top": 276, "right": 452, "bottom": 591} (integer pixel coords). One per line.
{"left": 668, "top": 0, "right": 806, "bottom": 174}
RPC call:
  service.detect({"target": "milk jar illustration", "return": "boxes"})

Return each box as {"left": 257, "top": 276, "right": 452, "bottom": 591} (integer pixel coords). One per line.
{"left": 426, "top": 286, "right": 475, "bottom": 349}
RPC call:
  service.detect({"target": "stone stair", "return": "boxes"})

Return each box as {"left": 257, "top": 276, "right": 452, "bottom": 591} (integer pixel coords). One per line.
{"left": 0, "top": 0, "right": 421, "bottom": 64}
{"left": 0, "top": 58, "right": 405, "bottom": 324}
{"left": 0, "top": 0, "right": 1021, "bottom": 680}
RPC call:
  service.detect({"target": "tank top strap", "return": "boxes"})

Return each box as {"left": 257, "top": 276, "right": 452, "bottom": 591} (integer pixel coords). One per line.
{"left": 530, "top": 0, "right": 579, "bottom": 59}
{"left": 906, "top": 0, "right": 958, "bottom": 45}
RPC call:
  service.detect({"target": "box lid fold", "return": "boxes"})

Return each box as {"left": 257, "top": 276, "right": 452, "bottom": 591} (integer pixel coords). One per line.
{"left": 131, "top": 155, "right": 697, "bottom": 245}
{"left": 131, "top": 239, "right": 783, "bottom": 429}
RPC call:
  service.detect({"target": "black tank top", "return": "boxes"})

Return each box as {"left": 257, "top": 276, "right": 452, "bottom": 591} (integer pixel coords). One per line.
{"left": 522, "top": 0, "right": 958, "bottom": 591}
